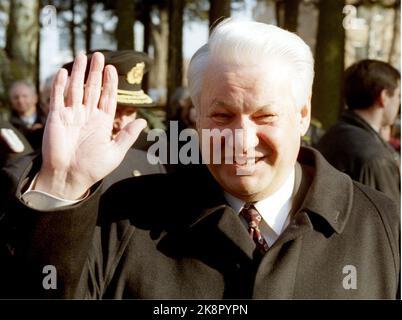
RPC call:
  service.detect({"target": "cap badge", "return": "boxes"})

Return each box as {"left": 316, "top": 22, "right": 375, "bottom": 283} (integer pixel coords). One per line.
{"left": 126, "top": 62, "right": 145, "bottom": 84}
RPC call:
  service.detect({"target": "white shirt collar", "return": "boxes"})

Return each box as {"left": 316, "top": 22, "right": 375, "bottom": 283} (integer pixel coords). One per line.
{"left": 224, "top": 168, "right": 295, "bottom": 236}
{"left": 21, "top": 112, "right": 37, "bottom": 126}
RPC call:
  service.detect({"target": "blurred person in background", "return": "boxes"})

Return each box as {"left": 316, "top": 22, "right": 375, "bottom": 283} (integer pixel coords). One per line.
{"left": 8, "top": 81, "right": 46, "bottom": 150}
{"left": 317, "top": 59, "right": 400, "bottom": 203}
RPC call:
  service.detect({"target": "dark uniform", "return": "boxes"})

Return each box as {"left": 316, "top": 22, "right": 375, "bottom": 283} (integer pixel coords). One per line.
{"left": 317, "top": 110, "right": 400, "bottom": 203}
{"left": 9, "top": 109, "right": 46, "bottom": 151}
{"left": 0, "top": 121, "right": 34, "bottom": 297}
{"left": 3, "top": 148, "right": 399, "bottom": 299}
{"left": 103, "top": 148, "right": 165, "bottom": 192}
{"left": 0, "top": 119, "right": 33, "bottom": 168}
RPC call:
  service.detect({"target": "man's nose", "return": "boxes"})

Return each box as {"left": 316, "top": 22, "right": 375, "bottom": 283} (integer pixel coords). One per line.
{"left": 234, "top": 118, "right": 259, "bottom": 153}
{"left": 113, "top": 119, "right": 121, "bottom": 128}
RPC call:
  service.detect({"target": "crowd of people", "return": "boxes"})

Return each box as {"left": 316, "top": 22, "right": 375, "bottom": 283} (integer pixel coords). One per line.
{"left": 0, "top": 19, "right": 400, "bottom": 299}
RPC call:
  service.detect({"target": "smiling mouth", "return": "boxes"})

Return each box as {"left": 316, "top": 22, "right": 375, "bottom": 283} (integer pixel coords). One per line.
{"left": 225, "top": 156, "right": 266, "bottom": 166}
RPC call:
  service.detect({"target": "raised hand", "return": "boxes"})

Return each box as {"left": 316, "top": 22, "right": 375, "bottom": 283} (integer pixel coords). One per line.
{"left": 34, "top": 52, "right": 146, "bottom": 200}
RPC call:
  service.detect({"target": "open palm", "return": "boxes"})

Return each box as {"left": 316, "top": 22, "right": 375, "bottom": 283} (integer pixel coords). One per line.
{"left": 36, "top": 53, "right": 146, "bottom": 199}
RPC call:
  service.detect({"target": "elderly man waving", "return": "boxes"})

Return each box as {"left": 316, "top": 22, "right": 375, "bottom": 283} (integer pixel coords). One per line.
{"left": 3, "top": 20, "right": 399, "bottom": 299}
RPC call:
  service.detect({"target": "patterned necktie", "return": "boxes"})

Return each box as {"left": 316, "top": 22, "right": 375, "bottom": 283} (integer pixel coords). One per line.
{"left": 240, "top": 203, "right": 269, "bottom": 254}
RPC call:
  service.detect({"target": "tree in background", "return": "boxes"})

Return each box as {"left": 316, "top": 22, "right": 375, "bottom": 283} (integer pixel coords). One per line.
{"left": 283, "top": 0, "right": 300, "bottom": 32}
{"left": 209, "top": 0, "right": 231, "bottom": 32}
{"left": 167, "top": 0, "right": 184, "bottom": 118}
{"left": 275, "top": 0, "right": 301, "bottom": 32}
{"left": 115, "top": 0, "right": 135, "bottom": 50}
{"left": 312, "top": 0, "right": 345, "bottom": 129}
{"left": 85, "top": 0, "right": 94, "bottom": 52}
{"left": 5, "top": 0, "right": 40, "bottom": 86}
{"left": 69, "top": 0, "right": 76, "bottom": 55}
{"left": 147, "top": 1, "right": 169, "bottom": 105}
{"left": 388, "top": 2, "right": 400, "bottom": 67}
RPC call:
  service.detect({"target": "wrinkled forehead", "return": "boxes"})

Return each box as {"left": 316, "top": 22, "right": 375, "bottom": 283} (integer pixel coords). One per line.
{"left": 10, "top": 84, "right": 37, "bottom": 97}
{"left": 201, "top": 59, "right": 295, "bottom": 105}
{"left": 206, "top": 57, "right": 292, "bottom": 84}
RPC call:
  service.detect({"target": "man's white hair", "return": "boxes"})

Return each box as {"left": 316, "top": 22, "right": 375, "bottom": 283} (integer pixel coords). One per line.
{"left": 187, "top": 19, "right": 314, "bottom": 112}
{"left": 9, "top": 80, "right": 37, "bottom": 96}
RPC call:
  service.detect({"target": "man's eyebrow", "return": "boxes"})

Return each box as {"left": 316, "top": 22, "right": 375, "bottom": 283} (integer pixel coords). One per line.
{"left": 255, "top": 104, "right": 275, "bottom": 110}
{"left": 209, "top": 100, "right": 231, "bottom": 110}
{"left": 209, "top": 100, "right": 279, "bottom": 111}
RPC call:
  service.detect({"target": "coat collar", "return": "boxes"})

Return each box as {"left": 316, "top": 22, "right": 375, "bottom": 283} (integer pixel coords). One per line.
{"left": 296, "top": 147, "right": 354, "bottom": 234}
{"left": 341, "top": 109, "right": 379, "bottom": 134}
{"left": 341, "top": 110, "right": 399, "bottom": 161}
{"left": 167, "top": 147, "right": 354, "bottom": 253}
{"left": 187, "top": 147, "right": 353, "bottom": 233}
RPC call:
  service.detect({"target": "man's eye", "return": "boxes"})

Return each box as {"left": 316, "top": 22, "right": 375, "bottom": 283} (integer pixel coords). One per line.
{"left": 254, "top": 114, "right": 277, "bottom": 122}
{"left": 212, "top": 113, "right": 231, "bottom": 121}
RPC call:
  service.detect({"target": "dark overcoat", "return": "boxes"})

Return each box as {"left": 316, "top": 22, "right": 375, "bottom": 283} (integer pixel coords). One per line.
{"left": 317, "top": 110, "right": 400, "bottom": 203}
{"left": 5, "top": 147, "right": 400, "bottom": 299}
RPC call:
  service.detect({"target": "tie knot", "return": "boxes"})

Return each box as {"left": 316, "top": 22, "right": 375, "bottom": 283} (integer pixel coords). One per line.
{"left": 240, "top": 203, "right": 269, "bottom": 253}
{"left": 240, "top": 204, "right": 262, "bottom": 228}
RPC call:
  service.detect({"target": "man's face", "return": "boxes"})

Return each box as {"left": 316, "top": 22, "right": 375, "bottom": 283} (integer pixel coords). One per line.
{"left": 9, "top": 84, "right": 38, "bottom": 115}
{"left": 113, "top": 105, "right": 137, "bottom": 137}
{"left": 383, "top": 84, "right": 400, "bottom": 126}
{"left": 197, "top": 62, "right": 310, "bottom": 202}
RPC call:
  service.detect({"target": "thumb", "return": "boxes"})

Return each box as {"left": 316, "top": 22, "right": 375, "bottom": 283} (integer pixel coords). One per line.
{"left": 113, "top": 118, "right": 147, "bottom": 153}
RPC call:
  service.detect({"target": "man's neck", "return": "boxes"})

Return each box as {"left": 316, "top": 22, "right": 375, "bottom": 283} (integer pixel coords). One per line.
{"left": 18, "top": 107, "right": 36, "bottom": 118}
{"left": 352, "top": 108, "right": 382, "bottom": 132}
{"left": 224, "top": 168, "right": 296, "bottom": 211}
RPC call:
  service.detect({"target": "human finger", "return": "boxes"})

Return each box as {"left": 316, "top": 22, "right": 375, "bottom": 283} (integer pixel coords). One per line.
{"left": 98, "top": 64, "right": 118, "bottom": 116}
{"left": 83, "top": 52, "right": 105, "bottom": 111}
{"left": 49, "top": 68, "right": 68, "bottom": 113}
{"left": 65, "top": 53, "right": 87, "bottom": 107}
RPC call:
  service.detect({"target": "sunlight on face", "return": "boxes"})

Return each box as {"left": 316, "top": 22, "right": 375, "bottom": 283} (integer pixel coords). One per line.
{"left": 197, "top": 61, "right": 310, "bottom": 202}
{"left": 9, "top": 84, "right": 38, "bottom": 116}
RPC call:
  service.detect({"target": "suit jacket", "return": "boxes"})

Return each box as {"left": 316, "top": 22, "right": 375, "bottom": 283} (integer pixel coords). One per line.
{"left": 317, "top": 110, "right": 400, "bottom": 203}
{"left": 9, "top": 110, "right": 46, "bottom": 151}
{"left": 5, "top": 147, "right": 400, "bottom": 299}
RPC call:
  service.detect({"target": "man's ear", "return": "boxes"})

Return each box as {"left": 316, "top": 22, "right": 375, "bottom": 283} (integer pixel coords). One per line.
{"left": 299, "top": 97, "right": 311, "bottom": 136}
{"left": 377, "top": 89, "right": 388, "bottom": 108}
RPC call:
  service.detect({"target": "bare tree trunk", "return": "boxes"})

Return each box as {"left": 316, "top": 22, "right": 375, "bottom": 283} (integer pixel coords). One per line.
{"left": 275, "top": 0, "right": 285, "bottom": 28}
{"left": 283, "top": 0, "right": 300, "bottom": 32}
{"left": 115, "top": 0, "right": 135, "bottom": 50}
{"left": 143, "top": 1, "right": 151, "bottom": 54}
{"left": 5, "top": 0, "right": 40, "bottom": 85}
{"left": 142, "top": 1, "right": 152, "bottom": 93}
{"left": 209, "top": 0, "right": 231, "bottom": 33}
{"left": 388, "top": 4, "right": 400, "bottom": 66}
{"left": 85, "top": 0, "right": 94, "bottom": 53}
{"left": 167, "top": 0, "right": 184, "bottom": 119}
{"left": 70, "top": 0, "right": 76, "bottom": 56}
{"left": 311, "top": 0, "right": 345, "bottom": 129}
{"left": 150, "top": 6, "right": 169, "bottom": 105}
{"left": 35, "top": 2, "right": 41, "bottom": 92}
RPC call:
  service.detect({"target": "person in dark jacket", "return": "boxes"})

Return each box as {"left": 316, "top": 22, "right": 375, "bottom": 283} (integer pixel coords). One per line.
{"left": 0, "top": 119, "right": 34, "bottom": 220}
{"left": 2, "top": 20, "right": 400, "bottom": 299}
{"left": 0, "top": 119, "right": 33, "bottom": 169}
{"left": 317, "top": 59, "right": 400, "bottom": 203}
{"left": 8, "top": 81, "right": 46, "bottom": 150}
